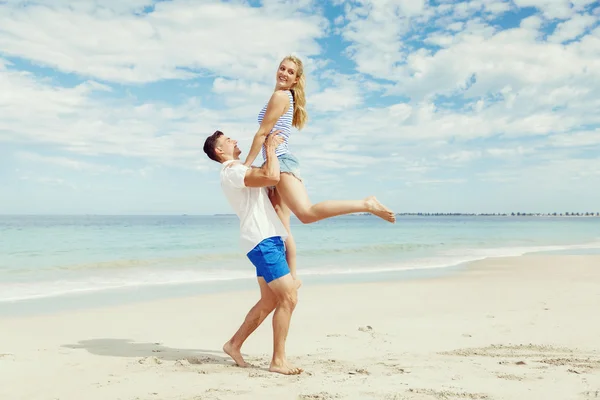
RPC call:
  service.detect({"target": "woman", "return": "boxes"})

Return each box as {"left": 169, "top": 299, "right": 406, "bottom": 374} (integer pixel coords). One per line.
{"left": 243, "top": 55, "right": 396, "bottom": 283}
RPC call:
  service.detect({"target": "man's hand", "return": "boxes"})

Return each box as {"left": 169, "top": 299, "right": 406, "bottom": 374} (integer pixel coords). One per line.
{"left": 244, "top": 130, "right": 283, "bottom": 167}
{"left": 266, "top": 131, "right": 284, "bottom": 150}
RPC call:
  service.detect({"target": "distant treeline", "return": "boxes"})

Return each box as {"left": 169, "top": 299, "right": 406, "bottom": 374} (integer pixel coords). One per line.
{"left": 391, "top": 212, "right": 600, "bottom": 217}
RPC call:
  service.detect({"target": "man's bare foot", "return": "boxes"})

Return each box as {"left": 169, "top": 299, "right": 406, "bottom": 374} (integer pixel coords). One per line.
{"left": 223, "top": 341, "right": 248, "bottom": 367}
{"left": 365, "top": 196, "right": 396, "bottom": 223}
{"left": 269, "top": 359, "right": 303, "bottom": 375}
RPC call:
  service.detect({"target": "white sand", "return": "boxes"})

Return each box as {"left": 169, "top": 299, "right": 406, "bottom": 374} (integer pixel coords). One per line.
{"left": 1, "top": 254, "right": 599, "bottom": 400}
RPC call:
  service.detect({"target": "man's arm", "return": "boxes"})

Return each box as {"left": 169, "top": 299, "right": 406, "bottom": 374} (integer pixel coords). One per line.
{"left": 243, "top": 133, "right": 284, "bottom": 188}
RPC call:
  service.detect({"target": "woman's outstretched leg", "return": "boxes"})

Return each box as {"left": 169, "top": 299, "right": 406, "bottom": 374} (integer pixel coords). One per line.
{"left": 268, "top": 187, "right": 301, "bottom": 288}
{"left": 276, "top": 173, "right": 396, "bottom": 224}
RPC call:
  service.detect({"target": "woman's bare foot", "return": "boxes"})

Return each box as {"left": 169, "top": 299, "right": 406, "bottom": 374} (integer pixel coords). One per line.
{"left": 223, "top": 341, "right": 249, "bottom": 367}
{"left": 269, "top": 359, "right": 303, "bottom": 375}
{"left": 365, "top": 196, "right": 396, "bottom": 223}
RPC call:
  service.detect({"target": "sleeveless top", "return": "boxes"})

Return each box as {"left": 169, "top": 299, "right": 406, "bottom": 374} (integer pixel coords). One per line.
{"left": 258, "top": 90, "right": 293, "bottom": 161}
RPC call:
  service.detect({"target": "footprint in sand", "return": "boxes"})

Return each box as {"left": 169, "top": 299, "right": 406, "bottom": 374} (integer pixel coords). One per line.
{"left": 496, "top": 373, "right": 526, "bottom": 381}
{"left": 407, "top": 388, "right": 490, "bottom": 399}
{"left": 138, "top": 356, "right": 162, "bottom": 365}
{"left": 580, "top": 390, "right": 600, "bottom": 399}
{"left": 440, "top": 343, "right": 600, "bottom": 373}
{"left": 376, "top": 361, "right": 411, "bottom": 375}
{"left": 201, "top": 388, "right": 250, "bottom": 399}
{"left": 186, "top": 356, "right": 221, "bottom": 364}
{"left": 357, "top": 325, "right": 393, "bottom": 344}
{"left": 248, "top": 370, "right": 271, "bottom": 378}
{"left": 298, "top": 392, "right": 340, "bottom": 400}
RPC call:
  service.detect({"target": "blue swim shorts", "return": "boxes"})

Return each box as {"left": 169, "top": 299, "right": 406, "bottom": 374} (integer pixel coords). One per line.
{"left": 246, "top": 236, "right": 290, "bottom": 283}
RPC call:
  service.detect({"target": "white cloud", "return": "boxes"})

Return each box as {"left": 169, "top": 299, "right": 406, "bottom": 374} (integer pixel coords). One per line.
{"left": 260, "top": 0, "right": 319, "bottom": 14}
{"left": 510, "top": 1, "right": 597, "bottom": 20}
{"left": 476, "top": 170, "right": 521, "bottom": 183}
{"left": 531, "top": 157, "right": 600, "bottom": 179}
{"left": 1, "top": 56, "right": 368, "bottom": 177}
{"left": 308, "top": 72, "right": 363, "bottom": 113}
{"left": 5, "top": 2, "right": 596, "bottom": 177}
{"left": 309, "top": 85, "right": 362, "bottom": 112}
{"left": 18, "top": 173, "right": 78, "bottom": 190}
{"left": 413, "top": 178, "right": 467, "bottom": 184}
{"left": 0, "top": 0, "right": 327, "bottom": 83}
{"left": 1, "top": 0, "right": 155, "bottom": 14}
{"left": 211, "top": 77, "right": 273, "bottom": 117}
{"left": 520, "top": 15, "right": 544, "bottom": 31}
{"left": 512, "top": 0, "right": 575, "bottom": 19}
{"left": 312, "top": 97, "right": 585, "bottom": 147}
{"left": 393, "top": 25, "right": 600, "bottom": 101}
{"left": 339, "top": 0, "right": 421, "bottom": 79}
{"left": 337, "top": 0, "right": 520, "bottom": 81}
{"left": 15, "top": 151, "right": 152, "bottom": 176}
{"left": 438, "top": 145, "right": 537, "bottom": 165}
{"left": 328, "top": 9, "right": 599, "bottom": 156}
{"left": 547, "top": 129, "right": 600, "bottom": 147}
{"left": 440, "top": 150, "right": 482, "bottom": 163}
{"left": 484, "top": 1, "right": 512, "bottom": 15}
{"left": 486, "top": 146, "right": 536, "bottom": 157}
{"left": 548, "top": 13, "right": 597, "bottom": 42}
{"left": 0, "top": 58, "right": 226, "bottom": 169}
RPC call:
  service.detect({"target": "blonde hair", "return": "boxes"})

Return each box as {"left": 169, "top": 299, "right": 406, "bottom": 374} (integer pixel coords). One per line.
{"left": 282, "top": 55, "right": 308, "bottom": 130}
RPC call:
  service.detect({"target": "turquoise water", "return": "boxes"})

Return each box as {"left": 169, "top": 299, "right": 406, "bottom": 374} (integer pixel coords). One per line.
{"left": 1, "top": 215, "right": 599, "bottom": 307}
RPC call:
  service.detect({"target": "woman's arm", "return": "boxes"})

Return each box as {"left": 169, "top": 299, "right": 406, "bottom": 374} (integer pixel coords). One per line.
{"left": 243, "top": 90, "right": 289, "bottom": 167}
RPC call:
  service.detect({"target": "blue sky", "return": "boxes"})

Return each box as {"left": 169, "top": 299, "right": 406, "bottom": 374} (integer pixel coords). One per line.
{"left": 1, "top": 0, "right": 599, "bottom": 215}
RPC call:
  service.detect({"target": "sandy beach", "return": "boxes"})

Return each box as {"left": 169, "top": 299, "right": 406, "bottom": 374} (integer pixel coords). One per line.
{"left": 1, "top": 254, "right": 599, "bottom": 400}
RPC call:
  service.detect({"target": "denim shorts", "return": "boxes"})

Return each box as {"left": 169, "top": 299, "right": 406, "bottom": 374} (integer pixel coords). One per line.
{"left": 277, "top": 152, "right": 302, "bottom": 182}
{"left": 246, "top": 236, "right": 290, "bottom": 283}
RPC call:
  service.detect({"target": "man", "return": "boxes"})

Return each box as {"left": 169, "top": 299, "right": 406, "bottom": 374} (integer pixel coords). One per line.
{"left": 203, "top": 130, "right": 302, "bottom": 376}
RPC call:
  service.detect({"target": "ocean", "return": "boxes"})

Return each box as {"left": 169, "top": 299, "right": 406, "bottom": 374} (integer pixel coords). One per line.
{"left": 1, "top": 215, "right": 599, "bottom": 315}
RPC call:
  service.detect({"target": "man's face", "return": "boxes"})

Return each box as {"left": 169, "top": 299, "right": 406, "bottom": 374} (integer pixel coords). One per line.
{"left": 216, "top": 135, "right": 241, "bottom": 160}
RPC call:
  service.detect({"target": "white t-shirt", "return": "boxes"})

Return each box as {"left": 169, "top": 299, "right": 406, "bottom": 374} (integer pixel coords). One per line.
{"left": 220, "top": 160, "right": 288, "bottom": 254}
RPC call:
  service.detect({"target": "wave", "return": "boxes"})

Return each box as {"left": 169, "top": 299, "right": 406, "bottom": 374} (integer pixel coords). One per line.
{"left": 4, "top": 242, "right": 443, "bottom": 274}
{"left": 300, "top": 241, "right": 600, "bottom": 276}
{"left": 2, "top": 241, "right": 600, "bottom": 303}
{"left": 0, "top": 269, "right": 254, "bottom": 303}
{"left": 301, "top": 242, "right": 441, "bottom": 255}
{"left": 4, "top": 252, "right": 245, "bottom": 274}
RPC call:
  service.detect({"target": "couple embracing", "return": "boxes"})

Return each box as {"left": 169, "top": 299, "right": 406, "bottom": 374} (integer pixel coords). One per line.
{"left": 203, "top": 55, "right": 395, "bottom": 375}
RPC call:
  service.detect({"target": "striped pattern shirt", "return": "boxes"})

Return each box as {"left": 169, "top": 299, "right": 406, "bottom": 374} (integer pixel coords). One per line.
{"left": 259, "top": 90, "right": 294, "bottom": 161}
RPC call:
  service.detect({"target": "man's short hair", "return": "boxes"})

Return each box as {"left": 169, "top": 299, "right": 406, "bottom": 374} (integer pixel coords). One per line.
{"left": 203, "top": 130, "right": 224, "bottom": 162}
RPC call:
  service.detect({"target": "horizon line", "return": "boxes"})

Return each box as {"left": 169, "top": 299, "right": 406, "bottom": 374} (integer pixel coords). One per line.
{"left": 1, "top": 212, "right": 599, "bottom": 217}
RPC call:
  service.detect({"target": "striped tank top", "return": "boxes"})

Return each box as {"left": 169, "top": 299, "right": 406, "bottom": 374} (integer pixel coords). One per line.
{"left": 258, "top": 90, "right": 294, "bottom": 161}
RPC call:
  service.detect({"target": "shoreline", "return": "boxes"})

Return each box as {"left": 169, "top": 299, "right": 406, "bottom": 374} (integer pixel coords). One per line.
{"left": 2, "top": 243, "right": 600, "bottom": 318}
{"left": 0, "top": 258, "right": 468, "bottom": 318}
{"left": 1, "top": 254, "right": 599, "bottom": 399}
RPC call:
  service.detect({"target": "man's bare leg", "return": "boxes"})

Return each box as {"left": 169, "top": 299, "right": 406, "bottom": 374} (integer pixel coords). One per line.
{"left": 267, "top": 273, "right": 303, "bottom": 375}
{"left": 223, "top": 277, "right": 277, "bottom": 367}
{"left": 269, "top": 188, "right": 301, "bottom": 288}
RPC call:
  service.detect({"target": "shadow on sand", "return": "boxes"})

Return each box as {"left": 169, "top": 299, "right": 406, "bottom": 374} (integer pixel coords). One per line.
{"left": 61, "top": 338, "right": 236, "bottom": 366}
